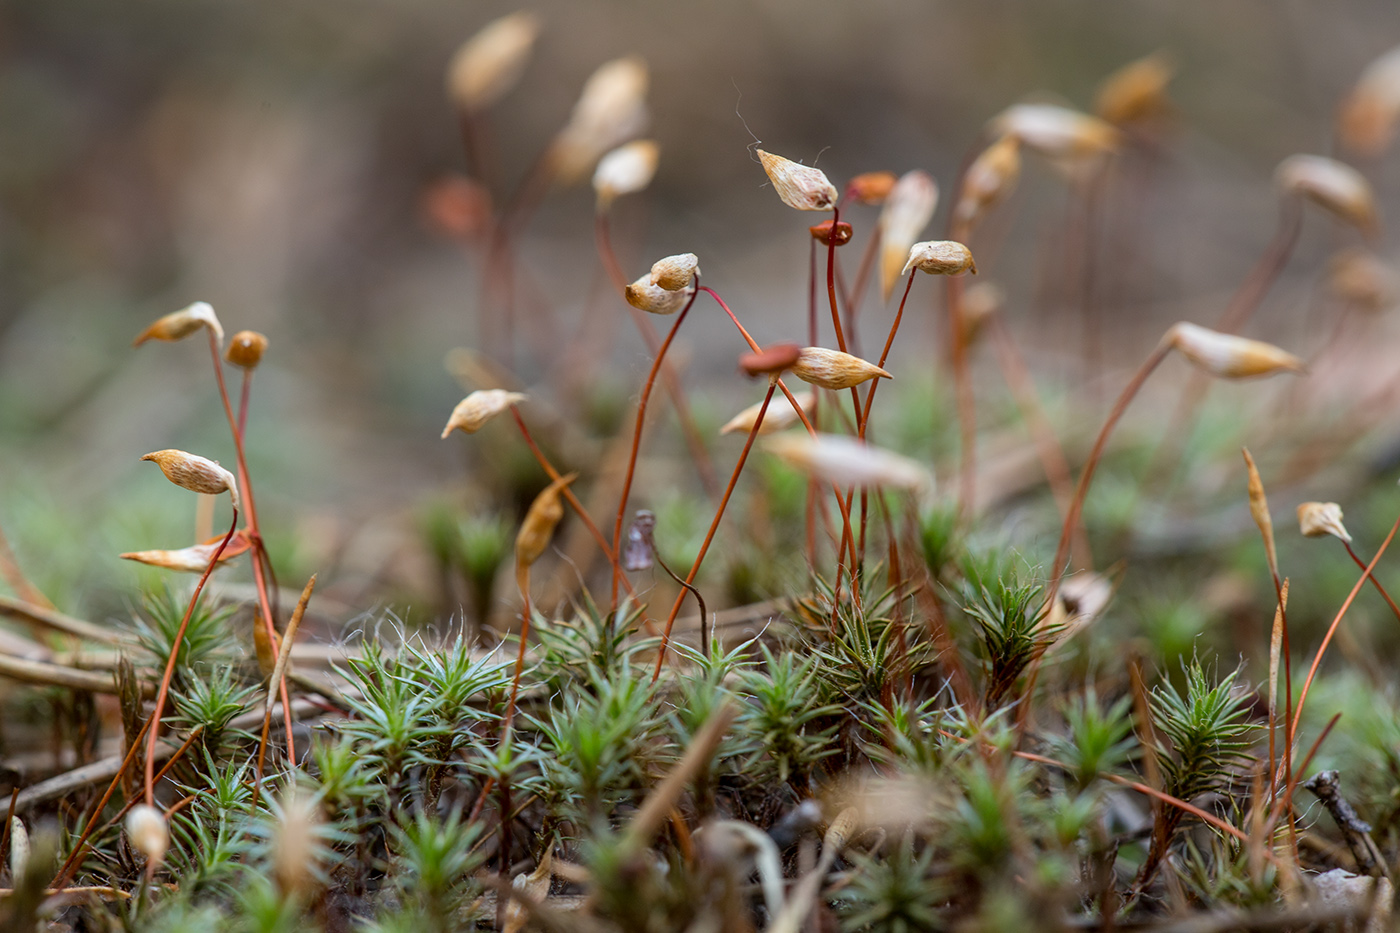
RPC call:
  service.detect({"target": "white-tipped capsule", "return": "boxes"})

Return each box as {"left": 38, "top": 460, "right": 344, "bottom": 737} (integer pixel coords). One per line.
{"left": 790, "top": 347, "right": 892, "bottom": 390}
{"left": 441, "top": 389, "right": 528, "bottom": 437}
{"left": 593, "top": 140, "right": 660, "bottom": 211}
{"left": 1275, "top": 155, "right": 1379, "bottom": 237}
{"left": 140, "top": 449, "right": 240, "bottom": 508}
{"left": 1166, "top": 323, "right": 1305, "bottom": 379}
{"left": 550, "top": 56, "right": 649, "bottom": 184}
{"left": 756, "top": 149, "right": 838, "bottom": 212}
{"left": 989, "top": 103, "right": 1120, "bottom": 162}
{"left": 877, "top": 170, "right": 940, "bottom": 300}
{"left": 954, "top": 134, "right": 1021, "bottom": 229}
{"left": 446, "top": 12, "right": 542, "bottom": 112}
{"left": 9, "top": 817, "right": 28, "bottom": 881}
{"left": 766, "top": 433, "right": 932, "bottom": 491}
{"left": 121, "top": 532, "right": 252, "bottom": 573}
{"left": 133, "top": 301, "right": 224, "bottom": 347}
{"left": 1297, "top": 502, "right": 1352, "bottom": 542}
{"left": 1338, "top": 45, "right": 1400, "bottom": 157}
{"left": 719, "top": 391, "right": 813, "bottom": 436}
{"left": 902, "top": 240, "right": 977, "bottom": 277}
{"left": 126, "top": 804, "right": 169, "bottom": 867}
{"left": 648, "top": 252, "right": 700, "bottom": 291}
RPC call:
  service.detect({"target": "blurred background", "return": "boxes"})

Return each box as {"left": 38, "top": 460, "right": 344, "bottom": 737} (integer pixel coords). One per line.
{"left": 3, "top": 0, "right": 1400, "bottom": 654}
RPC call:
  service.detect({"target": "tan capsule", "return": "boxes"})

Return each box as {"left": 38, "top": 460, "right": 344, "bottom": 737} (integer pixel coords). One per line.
{"left": 441, "top": 389, "right": 528, "bottom": 437}
{"left": 226, "top": 330, "right": 268, "bottom": 369}
{"left": 515, "top": 473, "right": 577, "bottom": 569}
{"left": 1275, "top": 155, "right": 1379, "bottom": 237}
{"left": 1094, "top": 52, "right": 1175, "bottom": 126}
{"left": 1166, "top": 322, "right": 1305, "bottom": 379}
{"left": 954, "top": 135, "right": 1021, "bottom": 229}
{"left": 252, "top": 611, "right": 281, "bottom": 677}
{"left": 1338, "top": 45, "right": 1400, "bottom": 157}
{"left": 550, "top": 56, "right": 650, "bottom": 184}
{"left": 273, "top": 788, "right": 321, "bottom": 897}
{"left": 649, "top": 252, "right": 700, "bottom": 291}
{"left": 878, "top": 170, "right": 940, "bottom": 300}
{"left": 1242, "top": 448, "right": 1279, "bottom": 582}
{"left": 503, "top": 850, "right": 554, "bottom": 933}
{"left": 756, "top": 149, "right": 838, "bottom": 211}
{"left": 141, "top": 449, "right": 240, "bottom": 507}
{"left": 446, "top": 12, "right": 542, "bottom": 112}
{"left": 1328, "top": 248, "right": 1399, "bottom": 312}
{"left": 121, "top": 530, "right": 253, "bottom": 573}
{"left": 719, "top": 391, "right": 813, "bottom": 436}
{"left": 1298, "top": 502, "right": 1352, "bottom": 542}
{"left": 902, "top": 240, "right": 977, "bottom": 277}
{"left": 847, "top": 171, "right": 898, "bottom": 205}
{"left": 790, "top": 347, "right": 892, "bottom": 390}
{"left": 625, "top": 277, "right": 692, "bottom": 315}
{"left": 765, "top": 433, "right": 931, "bottom": 491}
{"left": 593, "top": 139, "right": 660, "bottom": 211}
{"left": 133, "top": 301, "right": 224, "bottom": 347}
{"left": 126, "top": 804, "right": 169, "bottom": 866}
{"left": 989, "top": 103, "right": 1120, "bottom": 161}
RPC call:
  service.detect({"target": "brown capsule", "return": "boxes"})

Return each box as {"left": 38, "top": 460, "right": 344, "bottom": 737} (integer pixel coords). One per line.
{"left": 441, "top": 389, "right": 528, "bottom": 437}
{"left": 756, "top": 149, "right": 838, "bottom": 211}
{"left": 421, "top": 175, "right": 492, "bottom": 240}
{"left": 648, "top": 252, "right": 700, "bottom": 291}
{"left": 1094, "top": 52, "right": 1175, "bottom": 126}
{"left": 446, "top": 12, "right": 542, "bottom": 112}
{"left": 226, "top": 331, "right": 268, "bottom": 369}
{"left": 252, "top": 612, "right": 282, "bottom": 677}
{"left": 1328, "top": 248, "right": 1399, "bottom": 312}
{"left": 846, "top": 171, "right": 898, "bottom": 205}
{"left": 902, "top": 240, "right": 977, "bottom": 277}
{"left": 739, "top": 343, "right": 803, "bottom": 378}
{"left": 1166, "top": 323, "right": 1305, "bottom": 379}
{"left": 515, "top": 473, "right": 577, "bottom": 569}
{"left": 790, "top": 347, "right": 892, "bottom": 390}
{"left": 1298, "top": 502, "right": 1352, "bottom": 542}
{"left": 1275, "top": 155, "right": 1380, "bottom": 238}
{"left": 878, "top": 170, "right": 939, "bottom": 299}
{"left": 140, "top": 449, "right": 239, "bottom": 507}
{"left": 1338, "top": 45, "right": 1400, "bottom": 157}
{"left": 133, "top": 301, "right": 224, "bottom": 347}
{"left": 808, "top": 220, "right": 853, "bottom": 247}
{"left": 954, "top": 135, "right": 1022, "bottom": 229}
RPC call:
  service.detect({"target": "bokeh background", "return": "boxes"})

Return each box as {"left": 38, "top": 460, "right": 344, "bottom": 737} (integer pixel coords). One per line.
{"left": 3, "top": 0, "right": 1400, "bottom": 643}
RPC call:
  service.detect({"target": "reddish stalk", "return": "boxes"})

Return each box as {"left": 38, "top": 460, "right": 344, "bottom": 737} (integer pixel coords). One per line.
{"left": 508, "top": 408, "right": 631, "bottom": 598}
{"left": 1343, "top": 540, "right": 1400, "bottom": 622}
{"left": 1289, "top": 512, "right": 1400, "bottom": 748}
{"left": 595, "top": 213, "right": 719, "bottom": 497}
{"left": 946, "top": 271, "right": 978, "bottom": 520}
{"left": 807, "top": 239, "right": 820, "bottom": 568}
{"left": 1044, "top": 340, "right": 1173, "bottom": 615}
{"left": 145, "top": 509, "right": 239, "bottom": 805}
{"left": 652, "top": 382, "right": 776, "bottom": 681}
{"left": 824, "top": 207, "right": 867, "bottom": 437}
{"left": 610, "top": 287, "right": 701, "bottom": 609}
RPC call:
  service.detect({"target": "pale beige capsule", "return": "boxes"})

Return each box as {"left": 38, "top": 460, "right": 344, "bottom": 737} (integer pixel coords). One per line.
{"left": 593, "top": 139, "right": 660, "bottom": 210}
{"left": 140, "top": 449, "right": 240, "bottom": 507}
{"left": 550, "top": 56, "right": 649, "bottom": 184}
{"left": 719, "top": 391, "right": 813, "bottom": 436}
{"left": 765, "top": 433, "right": 931, "bottom": 491}
{"left": 9, "top": 817, "right": 28, "bottom": 881}
{"left": 1275, "top": 155, "right": 1379, "bottom": 237}
{"left": 1338, "top": 45, "right": 1400, "bottom": 157}
{"left": 625, "top": 276, "right": 692, "bottom": 315}
{"left": 954, "top": 135, "right": 1021, "bottom": 229}
{"left": 961, "top": 281, "right": 1005, "bottom": 343}
{"left": 790, "top": 347, "right": 891, "bottom": 390}
{"left": 1297, "top": 502, "right": 1352, "bottom": 542}
{"left": 902, "top": 240, "right": 977, "bottom": 277}
{"left": 1166, "top": 322, "right": 1304, "bottom": 379}
{"left": 121, "top": 532, "right": 252, "bottom": 573}
{"left": 273, "top": 788, "right": 321, "bottom": 897}
{"left": 446, "top": 12, "right": 542, "bottom": 112}
{"left": 504, "top": 850, "right": 554, "bottom": 933}
{"left": 126, "top": 804, "right": 169, "bottom": 866}
{"left": 877, "top": 170, "right": 940, "bottom": 300}
{"left": 516, "top": 473, "right": 577, "bottom": 568}
{"left": 649, "top": 252, "right": 700, "bottom": 291}
{"left": 133, "top": 301, "right": 224, "bottom": 347}
{"left": 989, "top": 103, "right": 1119, "bottom": 161}
{"left": 226, "top": 330, "right": 268, "bottom": 369}
{"left": 1328, "top": 248, "right": 1399, "bottom": 312}
{"left": 756, "top": 149, "right": 838, "bottom": 211}
{"left": 1094, "top": 52, "right": 1174, "bottom": 125}
{"left": 441, "top": 389, "right": 528, "bottom": 437}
